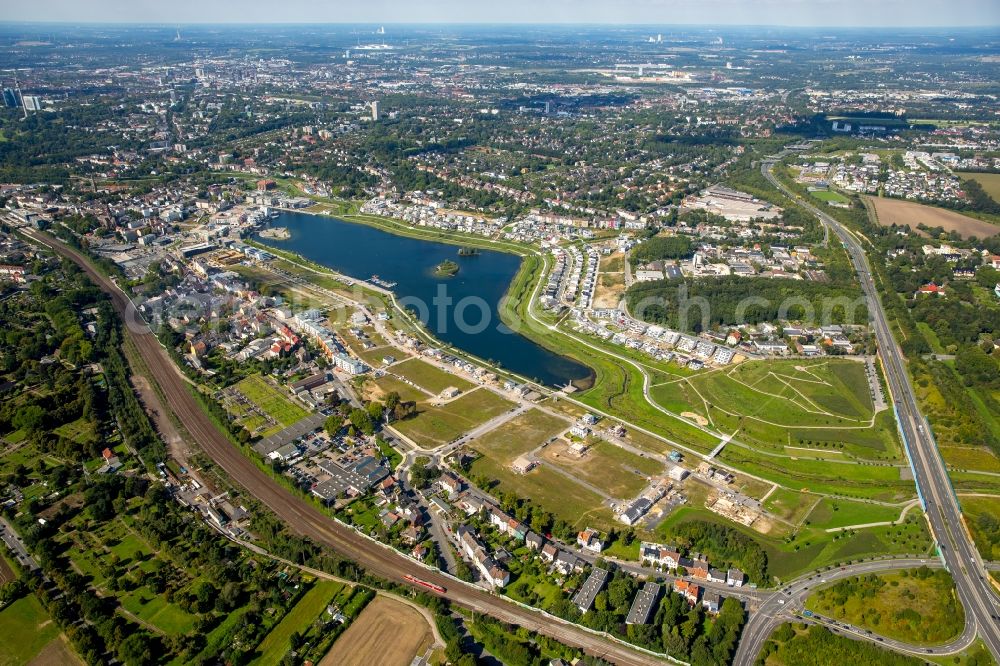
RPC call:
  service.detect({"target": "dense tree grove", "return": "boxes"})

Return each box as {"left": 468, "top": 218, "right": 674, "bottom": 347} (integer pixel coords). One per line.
{"left": 671, "top": 521, "right": 770, "bottom": 585}
{"left": 630, "top": 235, "right": 694, "bottom": 265}
{"left": 626, "top": 275, "right": 866, "bottom": 333}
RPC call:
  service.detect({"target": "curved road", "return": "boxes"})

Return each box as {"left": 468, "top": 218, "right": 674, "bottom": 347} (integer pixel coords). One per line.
{"left": 734, "top": 160, "right": 1000, "bottom": 666}
{"left": 738, "top": 557, "right": 978, "bottom": 664}
{"left": 26, "top": 229, "right": 670, "bottom": 666}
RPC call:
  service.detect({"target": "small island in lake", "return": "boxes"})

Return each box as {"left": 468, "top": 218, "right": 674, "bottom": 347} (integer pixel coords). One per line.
{"left": 457, "top": 247, "right": 480, "bottom": 256}
{"left": 259, "top": 226, "right": 290, "bottom": 240}
{"left": 434, "top": 259, "right": 460, "bottom": 277}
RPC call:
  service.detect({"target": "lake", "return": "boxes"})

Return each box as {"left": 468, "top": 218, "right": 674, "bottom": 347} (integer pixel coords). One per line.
{"left": 255, "top": 211, "right": 593, "bottom": 388}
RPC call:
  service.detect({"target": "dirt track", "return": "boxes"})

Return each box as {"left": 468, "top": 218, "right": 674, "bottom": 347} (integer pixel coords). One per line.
{"left": 32, "top": 231, "right": 663, "bottom": 666}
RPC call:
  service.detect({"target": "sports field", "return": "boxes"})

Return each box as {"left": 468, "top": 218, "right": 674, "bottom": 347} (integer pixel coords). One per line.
{"left": 319, "top": 596, "right": 433, "bottom": 666}
{"left": 810, "top": 189, "right": 850, "bottom": 204}
{"left": 868, "top": 196, "right": 1000, "bottom": 239}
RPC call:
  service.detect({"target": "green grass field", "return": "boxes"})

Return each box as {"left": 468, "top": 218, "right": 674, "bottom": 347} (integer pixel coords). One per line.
{"left": 467, "top": 408, "right": 568, "bottom": 463}
{"left": 805, "top": 568, "right": 964, "bottom": 645}
{"left": 811, "top": 189, "right": 850, "bottom": 204}
{"left": 369, "top": 374, "right": 427, "bottom": 403}
{"left": 469, "top": 452, "right": 617, "bottom": 531}
{"left": 805, "top": 497, "right": 906, "bottom": 530}
{"left": 392, "top": 388, "right": 516, "bottom": 448}
{"left": 718, "top": 445, "right": 915, "bottom": 502}
{"left": 657, "top": 504, "right": 932, "bottom": 582}
{"left": 390, "top": 357, "right": 475, "bottom": 394}
{"left": 958, "top": 172, "right": 1000, "bottom": 202}
{"left": 649, "top": 359, "right": 903, "bottom": 471}
{"left": 0, "top": 594, "right": 61, "bottom": 666}
{"left": 251, "top": 580, "right": 345, "bottom": 665}
{"left": 763, "top": 488, "right": 820, "bottom": 526}
{"left": 541, "top": 438, "right": 663, "bottom": 499}
{"left": 959, "top": 495, "right": 1000, "bottom": 560}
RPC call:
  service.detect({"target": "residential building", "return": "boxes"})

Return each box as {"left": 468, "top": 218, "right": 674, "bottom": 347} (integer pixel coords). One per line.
{"left": 626, "top": 582, "right": 661, "bottom": 625}
{"left": 572, "top": 567, "right": 608, "bottom": 613}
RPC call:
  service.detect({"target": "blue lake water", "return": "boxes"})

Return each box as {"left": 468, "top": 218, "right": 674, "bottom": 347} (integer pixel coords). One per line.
{"left": 255, "top": 211, "right": 593, "bottom": 388}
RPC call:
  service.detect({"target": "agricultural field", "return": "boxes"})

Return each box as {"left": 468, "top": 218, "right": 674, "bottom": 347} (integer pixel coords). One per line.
{"left": 805, "top": 568, "right": 964, "bottom": 645}
{"left": 958, "top": 172, "right": 1000, "bottom": 201}
{"left": 390, "top": 357, "right": 474, "bottom": 395}
{"left": 868, "top": 196, "right": 1000, "bottom": 239}
{"left": 319, "top": 596, "right": 434, "bottom": 666}
{"left": 0, "top": 594, "right": 64, "bottom": 666}
{"left": 224, "top": 374, "right": 310, "bottom": 437}
{"left": 391, "top": 388, "right": 516, "bottom": 448}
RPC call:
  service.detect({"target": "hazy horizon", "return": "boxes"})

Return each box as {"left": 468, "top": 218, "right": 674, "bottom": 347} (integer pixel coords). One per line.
{"left": 2, "top": 0, "right": 998, "bottom": 28}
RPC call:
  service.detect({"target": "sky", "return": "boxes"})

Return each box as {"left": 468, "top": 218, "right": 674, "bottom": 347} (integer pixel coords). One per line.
{"left": 2, "top": 0, "right": 998, "bottom": 27}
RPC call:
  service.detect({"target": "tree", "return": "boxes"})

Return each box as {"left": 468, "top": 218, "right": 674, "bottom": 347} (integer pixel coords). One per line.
{"left": 349, "top": 408, "right": 375, "bottom": 436}
{"left": 117, "top": 632, "right": 155, "bottom": 666}
{"left": 324, "top": 414, "right": 344, "bottom": 437}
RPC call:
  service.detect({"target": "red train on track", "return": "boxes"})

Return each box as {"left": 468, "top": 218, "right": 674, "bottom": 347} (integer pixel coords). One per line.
{"left": 403, "top": 574, "right": 446, "bottom": 594}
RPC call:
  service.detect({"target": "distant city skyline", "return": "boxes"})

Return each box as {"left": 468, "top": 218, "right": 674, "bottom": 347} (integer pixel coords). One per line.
{"left": 2, "top": 0, "right": 999, "bottom": 28}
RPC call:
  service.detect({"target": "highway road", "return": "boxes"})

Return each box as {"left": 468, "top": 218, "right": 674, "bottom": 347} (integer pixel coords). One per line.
{"left": 24, "top": 228, "right": 672, "bottom": 666}
{"left": 733, "top": 160, "right": 1000, "bottom": 666}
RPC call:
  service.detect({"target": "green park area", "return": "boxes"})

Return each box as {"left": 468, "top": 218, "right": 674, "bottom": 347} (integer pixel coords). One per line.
{"left": 392, "top": 388, "right": 516, "bottom": 448}
{"left": 654, "top": 359, "right": 899, "bottom": 460}
{"left": 805, "top": 567, "right": 965, "bottom": 645}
